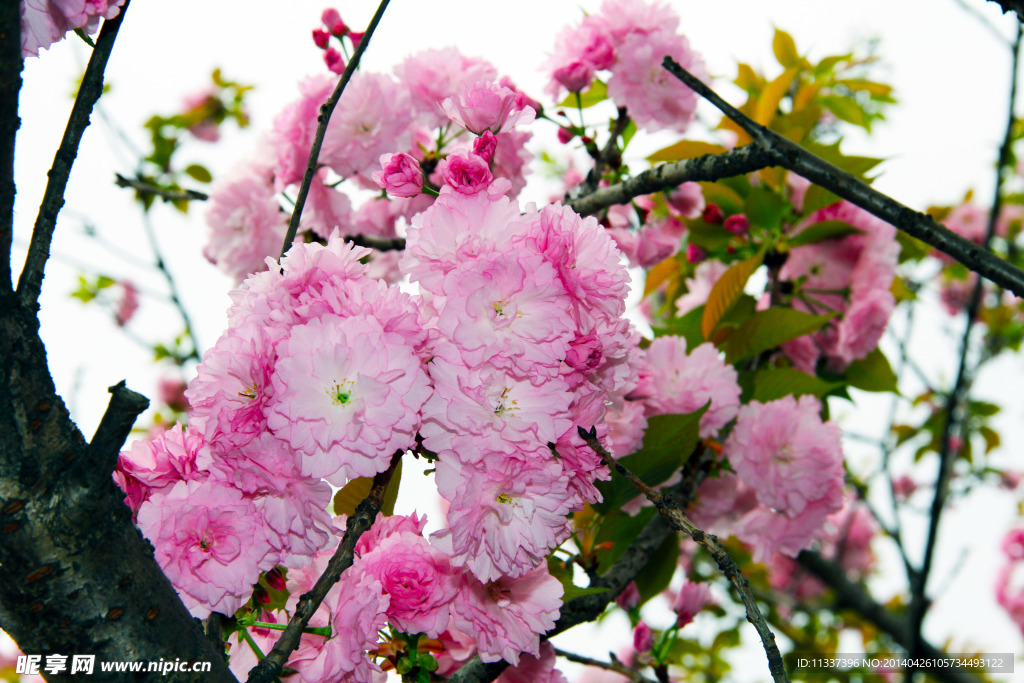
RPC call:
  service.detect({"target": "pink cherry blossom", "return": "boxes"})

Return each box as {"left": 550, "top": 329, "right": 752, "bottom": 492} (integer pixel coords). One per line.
{"left": 437, "top": 153, "right": 494, "bottom": 194}
{"left": 114, "top": 280, "right": 139, "bottom": 326}
{"left": 606, "top": 28, "right": 706, "bottom": 133}
{"left": 354, "top": 529, "right": 459, "bottom": 636}
{"left": 270, "top": 75, "right": 336, "bottom": 189}
{"left": 300, "top": 170, "right": 353, "bottom": 239}
{"left": 673, "top": 580, "right": 714, "bottom": 627}
{"left": 725, "top": 395, "right": 843, "bottom": 515}
{"left": 666, "top": 182, "right": 705, "bottom": 219}
{"left": 675, "top": 260, "right": 729, "bottom": 316}
{"left": 372, "top": 152, "right": 424, "bottom": 198}
{"left": 203, "top": 165, "right": 288, "bottom": 283}
{"left": 267, "top": 314, "right": 430, "bottom": 485}
{"left": 433, "top": 453, "right": 573, "bottom": 582}
{"left": 450, "top": 565, "right": 563, "bottom": 666}
{"left": 496, "top": 641, "right": 568, "bottom": 683}
{"left": 115, "top": 424, "right": 206, "bottom": 512}
{"left": 21, "top": 0, "right": 125, "bottom": 56}
{"left": 735, "top": 481, "right": 844, "bottom": 562}
{"left": 395, "top": 48, "right": 498, "bottom": 127}
{"left": 442, "top": 81, "right": 536, "bottom": 135}
{"left": 637, "top": 337, "right": 741, "bottom": 438}
{"left": 136, "top": 479, "right": 275, "bottom": 618}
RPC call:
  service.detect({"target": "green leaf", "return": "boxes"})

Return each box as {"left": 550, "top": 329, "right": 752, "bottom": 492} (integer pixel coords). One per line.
{"left": 686, "top": 220, "right": 733, "bottom": 252}
{"left": 754, "top": 67, "right": 799, "bottom": 126}
{"left": 744, "top": 187, "right": 790, "bottom": 232}
{"left": 73, "top": 28, "right": 97, "bottom": 48}
{"left": 724, "top": 308, "right": 834, "bottom": 363}
{"left": 751, "top": 367, "right": 842, "bottom": 402}
{"left": 787, "top": 220, "right": 862, "bottom": 247}
{"left": 979, "top": 426, "right": 1001, "bottom": 453}
{"left": 895, "top": 231, "right": 931, "bottom": 263}
{"left": 800, "top": 184, "right": 840, "bottom": 215}
{"left": 819, "top": 94, "right": 868, "bottom": 127}
{"left": 184, "top": 164, "right": 213, "bottom": 183}
{"left": 844, "top": 348, "right": 899, "bottom": 393}
{"left": 969, "top": 400, "right": 1001, "bottom": 417}
{"left": 593, "top": 508, "right": 657, "bottom": 571}
{"left": 652, "top": 305, "right": 705, "bottom": 349}
{"left": 698, "top": 181, "right": 746, "bottom": 215}
{"left": 620, "top": 119, "right": 637, "bottom": 150}
{"left": 634, "top": 531, "right": 679, "bottom": 604}
{"left": 593, "top": 409, "right": 707, "bottom": 515}
{"left": 772, "top": 29, "right": 801, "bottom": 68}
{"left": 556, "top": 79, "right": 607, "bottom": 109}
{"left": 647, "top": 140, "right": 727, "bottom": 164}
{"left": 838, "top": 79, "right": 894, "bottom": 98}
{"left": 332, "top": 459, "right": 403, "bottom": 517}
{"left": 702, "top": 253, "right": 764, "bottom": 339}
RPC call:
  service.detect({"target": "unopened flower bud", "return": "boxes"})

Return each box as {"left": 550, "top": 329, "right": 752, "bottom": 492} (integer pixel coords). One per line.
{"left": 312, "top": 28, "right": 331, "bottom": 49}
{"left": 702, "top": 203, "right": 725, "bottom": 224}
{"left": 724, "top": 213, "right": 750, "bottom": 235}
{"left": 266, "top": 567, "right": 287, "bottom": 592}
{"left": 324, "top": 48, "right": 345, "bottom": 74}
{"left": 615, "top": 581, "right": 640, "bottom": 611}
{"left": 473, "top": 130, "right": 498, "bottom": 164}
{"left": 633, "top": 622, "right": 654, "bottom": 652}
{"left": 686, "top": 243, "right": 706, "bottom": 263}
{"left": 557, "top": 126, "right": 575, "bottom": 144}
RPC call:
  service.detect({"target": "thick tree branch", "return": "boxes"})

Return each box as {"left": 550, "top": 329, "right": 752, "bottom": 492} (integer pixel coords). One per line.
{"left": 83, "top": 380, "right": 148, "bottom": 477}
{"left": 16, "top": 4, "right": 129, "bottom": 310}
{"left": 797, "top": 551, "right": 983, "bottom": 683}
{"left": 246, "top": 451, "right": 403, "bottom": 683}
{"left": 279, "top": 0, "right": 391, "bottom": 258}
{"left": 0, "top": 0, "right": 21, "bottom": 291}
{"left": 346, "top": 233, "right": 406, "bottom": 252}
{"left": 909, "top": 23, "right": 1024, "bottom": 675}
{"left": 988, "top": 0, "right": 1024, "bottom": 21}
{"left": 662, "top": 57, "right": 1024, "bottom": 299}
{"left": 577, "top": 427, "right": 790, "bottom": 683}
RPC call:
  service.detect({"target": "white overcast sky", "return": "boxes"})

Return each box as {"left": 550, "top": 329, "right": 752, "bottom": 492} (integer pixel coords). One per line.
{"left": 10, "top": 0, "right": 1024, "bottom": 679}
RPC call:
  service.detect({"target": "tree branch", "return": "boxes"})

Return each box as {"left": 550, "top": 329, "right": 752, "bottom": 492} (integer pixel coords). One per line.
{"left": 346, "top": 233, "right": 406, "bottom": 252}
{"left": 797, "top": 551, "right": 983, "bottom": 683}
{"left": 0, "top": 0, "right": 22, "bottom": 292}
{"left": 246, "top": 450, "right": 403, "bottom": 683}
{"left": 83, "top": 380, "right": 148, "bottom": 477}
{"left": 661, "top": 57, "right": 1024, "bottom": 299}
{"left": 909, "top": 23, "right": 1024, "bottom": 676}
{"left": 279, "top": 0, "right": 391, "bottom": 258}
{"left": 988, "top": 0, "right": 1024, "bottom": 21}
{"left": 16, "top": 4, "right": 130, "bottom": 310}
{"left": 554, "top": 648, "right": 657, "bottom": 683}
{"left": 577, "top": 427, "right": 790, "bottom": 683}
{"left": 114, "top": 172, "right": 209, "bottom": 202}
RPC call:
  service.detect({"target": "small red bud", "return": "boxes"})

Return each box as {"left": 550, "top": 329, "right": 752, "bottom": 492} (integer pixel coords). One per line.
{"left": 266, "top": 567, "right": 287, "bottom": 592}
{"left": 557, "top": 127, "right": 575, "bottom": 144}
{"left": 724, "top": 213, "right": 749, "bottom": 235}
{"left": 702, "top": 204, "right": 725, "bottom": 224}
{"left": 686, "top": 243, "right": 706, "bottom": 263}
{"left": 312, "top": 28, "right": 331, "bottom": 49}
{"left": 324, "top": 48, "right": 345, "bottom": 74}
{"left": 253, "top": 583, "right": 270, "bottom": 605}
{"left": 348, "top": 30, "right": 366, "bottom": 46}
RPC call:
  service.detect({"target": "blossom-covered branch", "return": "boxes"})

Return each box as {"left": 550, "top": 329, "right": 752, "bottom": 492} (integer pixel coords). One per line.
{"left": 279, "top": 0, "right": 391, "bottom": 257}
{"left": 0, "top": 0, "right": 20, "bottom": 291}
{"left": 661, "top": 57, "right": 1024, "bottom": 299}
{"left": 246, "top": 450, "right": 402, "bottom": 683}
{"left": 577, "top": 427, "right": 790, "bottom": 683}
{"left": 16, "top": 2, "right": 129, "bottom": 310}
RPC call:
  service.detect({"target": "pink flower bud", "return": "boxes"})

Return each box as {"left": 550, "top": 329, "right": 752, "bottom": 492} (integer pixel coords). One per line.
{"left": 438, "top": 153, "right": 493, "bottom": 194}
{"left": 115, "top": 281, "right": 139, "bottom": 327}
{"left": 348, "top": 30, "right": 366, "bottom": 47}
{"left": 702, "top": 203, "right": 724, "bottom": 224}
{"left": 724, "top": 213, "right": 750, "bottom": 235}
{"left": 666, "top": 182, "right": 705, "bottom": 219}
{"left": 632, "top": 622, "right": 654, "bottom": 652}
{"left": 312, "top": 28, "right": 331, "bottom": 49}
{"left": 557, "top": 126, "right": 575, "bottom": 144}
{"left": 553, "top": 60, "right": 594, "bottom": 94}
{"left": 321, "top": 8, "right": 343, "bottom": 32}
{"left": 372, "top": 153, "right": 424, "bottom": 198}
{"left": 673, "top": 581, "right": 713, "bottom": 628}
{"left": 472, "top": 130, "right": 497, "bottom": 165}
{"left": 686, "top": 243, "right": 706, "bottom": 263}
{"left": 324, "top": 48, "right": 345, "bottom": 74}
{"left": 254, "top": 583, "right": 270, "bottom": 605}
{"left": 265, "top": 567, "right": 287, "bottom": 592}
{"left": 615, "top": 581, "right": 640, "bottom": 611}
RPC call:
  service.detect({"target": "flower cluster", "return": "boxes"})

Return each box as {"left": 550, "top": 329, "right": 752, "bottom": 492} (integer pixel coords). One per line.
{"left": 546, "top": 0, "right": 707, "bottom": 132}
{"left": 20, "top": 0, "right": 125, "bottom": 56}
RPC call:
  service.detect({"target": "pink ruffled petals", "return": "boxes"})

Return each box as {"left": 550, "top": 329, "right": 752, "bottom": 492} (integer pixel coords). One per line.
{"left": 267, "top": 315, "right": 430, "bottom": 485}
{"left": 372, "top": 152, "right": 425, "bottom": 198}
{"left": 441, "top": 81, "right": 536, "bottom": 135}
{"left": 115, "top": 424, "right": 206, "bottom": 512}
{"left": 395, "top": 48, "right": 498, "bottom": 128}
{"left": 450, "top": 565, "right": 563, "bottom": 666}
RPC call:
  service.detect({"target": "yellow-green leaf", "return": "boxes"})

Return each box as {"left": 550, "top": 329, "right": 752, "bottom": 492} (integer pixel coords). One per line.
{"left": 644, "top": 256, "right": 679, "bottom": 297}
{"left": 751, "top": 367, "right": 842, "bottom": 402}
{"left": 787, "top": 220, "right": 862, "bottom": 248}
{"left": 735, "top": 63, "right": 762, "bottom": 93}
{"left": 772, "top": 29, "right": 800, "bottom": 68}
{"left": 332, "top": 459, "right": 403, "bottom": 517}
{"left": 754, "top": 67, "right": 798, "bottom": 126}
{"left": 838, "top": 79, "right": 894, "bottom": 98}
{"left": 724, "top": 308, "right": 834, "bottom": 363}
{"left": 702, "top": 253, "right": 764, "bottom": 339}
{"left": 845, "top": 348, "right": 899, "bottom": 393}
{"left": 819, "top": 94, "right": 867, "bottom": 127}
{"left": 556, "top": 80, "right": 607, "bottom": 109}
{"left": 647, "top": 140, "right": 727, "bottom": 164}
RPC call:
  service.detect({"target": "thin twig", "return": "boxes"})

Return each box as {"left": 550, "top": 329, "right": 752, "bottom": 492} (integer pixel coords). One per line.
{"left": 279, "top": 0, "right": 392, "bottom": 258}
{"left": 16, "top": 3, "right": 130, "bottom": 310}
{"left": 139, "top": 209, "right": 202, "bottom": 358}
{"left": 345, "top": 233, "right": 406, "bottom": 252}
{"left": 0, "top": 0, "right": 22, "bottom": 292}
{"left": 952, "top": 0, "right": 1015, "bottom": 43}
{"left": 577, "top": 427, "right": 790, "bottom": 683}
{"left": 553, "top": 648, "right": 657, "bottom": 683}
{"left": 114, "top": 173, "right": 209, "bottom": 202}
{"left": 246, "top": 450, "right": 402, "bottom": 683}
{"left": 908, "top": 23, "right": 1024, "bottom": 676}
{"left": 660, "top": 57, "right": 1024, "bottom": 299}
